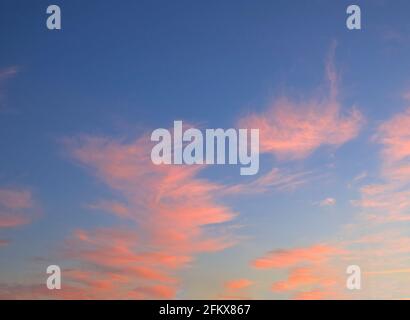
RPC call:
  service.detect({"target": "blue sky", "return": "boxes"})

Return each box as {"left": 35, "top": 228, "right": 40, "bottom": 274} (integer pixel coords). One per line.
{"left": 1, "top": 0, "right": 410, "bottom": 299}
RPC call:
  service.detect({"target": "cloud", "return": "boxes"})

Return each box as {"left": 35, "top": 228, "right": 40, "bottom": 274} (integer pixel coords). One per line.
{"left": 0, "top": 213, "right": 31, "bottom": 228}
{"left": 0, "top": 283, "right": 93, "bottom": 300}
{"left": 244, "top": 79, "right": 410, "bottom": 300}
{"left": 224, "top": 278, "right": 253, "bottom": 291}
{"left": 52, "top": 133, "right": 238, "bottom": 298}
{"left": 365, "top": 268, "right": 410, "bottom": 276}
{"left": 354, "top": 105, "right": 410, "bottom": 222}
{"left": 352, "top": 171, "right": 367, "bottom": 184}
{"left": 0, "top": 188, "right": 33, "bottom": 210}
{"left": 251, "top": 242, "right": 348, "bottom": 299}
{"left": 130, "top": 285, "right": 176, "bottom": 299}
{"left": 293, "top": 290, "right": 339, "bottom": 300}
{"left": 403, "top": 91, "right": 410, "bottom": 102}
{"left": 318, "top": 197, "right": 336, "bottom": 207}
{"left": 272, "top": 267, "right": 338, "bottom": 294}
{"left": 252, "top": 244, "right": 347, "bottom": 269}
{"left": 239, "top": 51, "right": 363, "bottom": 161}
{"left": 225, "top": 47, "right": 357, "bottom": 198}
{"left": 376, "top": 108, "right": 410, "bottom": 165}
{"left": 0, "top": 188, "right": 35, "bottom": 229}
{"left": 223, "top": 168, "right": 313, "bottom": 194}
{"left": 240, "top": 100, "right": 362, "bottom": 160}
{"left": 272, "top": 267, "right": 320, "bottom": 292}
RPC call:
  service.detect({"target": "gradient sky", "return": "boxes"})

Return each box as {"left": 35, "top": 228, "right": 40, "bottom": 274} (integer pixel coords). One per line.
{"left": 1, "top": 0, "right": 410, "bottom": 299}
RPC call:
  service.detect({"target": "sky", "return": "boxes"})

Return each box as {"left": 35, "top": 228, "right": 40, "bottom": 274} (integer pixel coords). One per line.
{"left": 0, "top": 0, "right": 410, "bottom": 299}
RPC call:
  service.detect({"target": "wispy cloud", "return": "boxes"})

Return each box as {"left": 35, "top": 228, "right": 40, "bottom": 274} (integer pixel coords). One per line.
{"left": 55, "top": 133, "right": 238, "bottom": 298}
{"left": 224, "top": 278, "right": 253, "bottom": 291}
{"left": 252, "top": 244, "right": 347, "bottom": 269}
{"left": 252, "top": 243, "right": 347, "bottom": 299}
{"left": 239, "top": 48, "right": 363, "bottom": 161}
{"left": 0, "top": 188, "right": 33, "bottom": 210}
{"left": 272, "top": 266, "right": 339, "bottom": 295}
{"left": 354, "top": 104, "right": 410, "bottom": 222}
{"left": 223, "top": 168, "right": 313, "bottom": 194}
{"left": 0, "top": 188, "right": 35, "bottom": 230}
{"left": 317, "top": 197, "right": 336, "bottom": 207}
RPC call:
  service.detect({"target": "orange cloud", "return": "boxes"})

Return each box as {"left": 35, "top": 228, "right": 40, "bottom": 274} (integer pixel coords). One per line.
{"left": 252, "top": 241, "right": 348, "bottom": 299}
{"left": 365, "top": 268, "right": 410, "bottom": 276}
{"left": 293, "top": 290, "right": 338, "bottom": 300}
{"left": 252, "top": 239, "right": 349, "bottom": 299}
{"left": 355, "top": 106, "right": 410, "bottom": 222}
{"left": 376, "top": 108, "right": 410, "bottom": 165}
{"left": 239, "top": 54, "right": 363, "bottom": 161}
{"left": 224, "top": 278, "right": 253, "bottom": 291}
{"left": 272, "top": 268, "right": 320, "bottom": 292}
{"left": 53, "top": 133, "right": 238, "bottom": 298}
{"left": 240, "top": 99, "right": 362, "bottom": 160}
{"left": 253, "top": 244, "right": 347, "bottom": 269}
{"left": 272, "top": 267, "right": 340, "bottom": 294}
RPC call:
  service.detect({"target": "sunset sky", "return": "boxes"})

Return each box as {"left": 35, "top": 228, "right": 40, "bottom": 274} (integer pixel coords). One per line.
{"left": 1, "top": 0, "right": 410, "bottom": 299}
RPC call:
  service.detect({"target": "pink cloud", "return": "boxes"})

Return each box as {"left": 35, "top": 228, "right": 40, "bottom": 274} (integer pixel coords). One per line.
{"left": 376, "top": 108, "right": 410, "bottom": 165}
{"left": 239, "top": 54, "right": 363, "bottom": 160}
{"left": 253, "top": 244, "right": 347, "bottom": 269}
{"left": 52, "top": 133, "right": 239, "bottom": 298}
{"left": 240, "top": 100, "right": 362, "bottom": 160}
{"left": 252, "top": 241, "right": 348, "bottom": 299}
{"left": 354, "top": 106, "right": 410, "bottom": 222}
{"left": 0, "top": 212, "right": 31, "bottom": 228}
{"left": 224, "top": 278, "right": 253, "bottom": 291}
{"left": 0, "top": 188, "right": 33, "bottom": 210}
{"left": 293, "top": 290, "right": 339, "bottom": 300}
{"left": 272, "top": 266, "right": 340, "bottom": 295}
{"left": 318, "top": 197, "right": 336, "bottom": 207}
{"left": 272, "top": 268, "right": 321, "bottom": 292}
{"left": 0, "top": 188, "right": 35, "bottom": 230}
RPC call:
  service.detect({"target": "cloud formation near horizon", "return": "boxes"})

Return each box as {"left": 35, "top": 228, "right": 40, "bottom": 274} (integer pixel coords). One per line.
{"left": 56, "top": 134, "right": 238, "bottom": 298}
